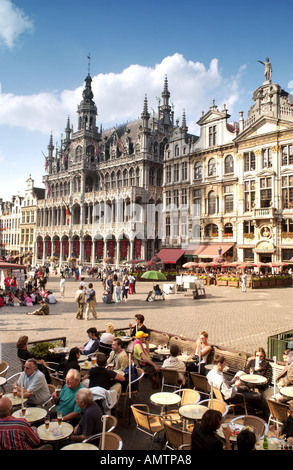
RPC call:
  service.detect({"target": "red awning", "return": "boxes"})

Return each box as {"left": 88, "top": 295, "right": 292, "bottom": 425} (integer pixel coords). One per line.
{"left": 184, "top": 243, "right": 234, "bottom": 259}
{"left": 0, "top": 262, "right": 26, "bottom": 269}
{"left": 156, "top": 249, "right": 186, "bottom": 264}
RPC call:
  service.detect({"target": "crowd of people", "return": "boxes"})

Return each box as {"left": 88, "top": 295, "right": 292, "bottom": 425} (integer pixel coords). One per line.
{"left": 0, "top": 268, "right": 57, "bottom": 309}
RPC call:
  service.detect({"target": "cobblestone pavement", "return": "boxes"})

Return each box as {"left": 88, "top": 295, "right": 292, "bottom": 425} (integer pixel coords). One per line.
{"left": 2, "top": 274, "right": 293, "bottom": 378}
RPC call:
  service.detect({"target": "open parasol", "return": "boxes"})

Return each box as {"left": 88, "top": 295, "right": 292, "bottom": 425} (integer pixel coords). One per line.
{"left": 182, "top": 262, "right": 199, "bottom": 268}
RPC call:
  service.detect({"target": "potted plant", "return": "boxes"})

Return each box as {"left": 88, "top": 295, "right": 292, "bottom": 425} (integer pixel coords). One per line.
{"left": 268, "top": 276, "right": 276, "bottom": 287}
{"left": 260, "top": 276, "right": 269, "bottom": 287}
{"left": 217, "top": 276, "right": 228, "bottom": 286}
{"left": 228, "top": 276, "right": 239, "bottom": 287}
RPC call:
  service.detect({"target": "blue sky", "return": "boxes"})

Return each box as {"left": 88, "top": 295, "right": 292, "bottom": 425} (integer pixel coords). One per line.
{"left": 0, "top": 0, "right": 293, "bottom": 200}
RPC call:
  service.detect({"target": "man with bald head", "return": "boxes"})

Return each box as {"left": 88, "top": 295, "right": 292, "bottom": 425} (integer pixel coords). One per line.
{"left": 70, "top": 388, "right": 103, "bottom": 443}
{"left": 0, "top": 396, "right": 41, "bottom": 450}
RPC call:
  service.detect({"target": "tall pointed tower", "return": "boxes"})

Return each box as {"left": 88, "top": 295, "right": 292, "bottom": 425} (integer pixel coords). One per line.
{"left": 77, "top": 73, "right": 98, "bottom": 134}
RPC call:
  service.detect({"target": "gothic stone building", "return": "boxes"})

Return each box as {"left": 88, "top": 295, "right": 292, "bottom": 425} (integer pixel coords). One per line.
{"left": 36, "top": 75, "right": 174, "bottom": 265}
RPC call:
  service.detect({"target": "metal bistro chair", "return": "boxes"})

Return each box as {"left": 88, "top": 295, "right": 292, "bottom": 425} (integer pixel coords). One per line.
{"left": 267, "top": 399, "right": 290, "bottom": 429}
{"left": 189, "top": 372, "right": 211, "bottom": 399}
{"left": 212, "top": 385, "right": 248, "bottom": 416}
{"left": 130, "top": 404, "right": 164, "bottom": 449}
{"left": 230, "top": 414, "right": 269, "bottom": 440}
{"left": 161, "top": 369, "right": 182, "bottom": 392}
{"left": 198, "top": 398, "right": 229, "bottom": 417}
{"left": 162, "top": 420, "right": 192, "bottom": 450}
{"left": 120, "top": 367, "right": 145, "bottom": 416}
{"left": 161, "top": 389, "right": 201, "bottom": 424}
{"left": 83, "top": 432, "right": 123, "bottom": 450}
{"left": 0, "top": 361, "right": 9, "bottom": 378}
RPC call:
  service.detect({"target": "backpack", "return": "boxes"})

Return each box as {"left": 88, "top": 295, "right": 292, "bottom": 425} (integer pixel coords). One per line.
{"left": 74, "top": 292, "right": 82, "bottom": 303}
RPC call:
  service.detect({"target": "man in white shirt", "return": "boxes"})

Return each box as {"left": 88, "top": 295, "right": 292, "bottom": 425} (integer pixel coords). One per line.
{"left": 107, "top": 338, "right": 128, "bottom": 373}
{"left": 15, "top": 359, "right": 50, "bottom": 406}
{"left": 207, "top": 355, "right": 269, "bottom": 419}
{"left": 46, "top": 291, "right": 57, "bottom": 304}
{"left": 162, "top": 344, "right": 186, "bottom": 384}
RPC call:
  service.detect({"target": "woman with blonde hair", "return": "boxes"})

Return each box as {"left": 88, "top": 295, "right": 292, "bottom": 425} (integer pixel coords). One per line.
{"left": 99, "top": 323, "right": 115, "bottom": 357}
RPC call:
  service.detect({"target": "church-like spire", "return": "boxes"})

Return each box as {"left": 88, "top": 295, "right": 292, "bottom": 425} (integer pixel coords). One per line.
{"left": 180, "top": 109, "right": 188, "bottom": 133}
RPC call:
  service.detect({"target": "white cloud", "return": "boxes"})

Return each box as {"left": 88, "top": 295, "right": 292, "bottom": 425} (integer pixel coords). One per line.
{"left": 0, "top": 53, "right": 246, "bottom": 138}
{"left": 0, "top": 0, "right": 33, "bottom": 48}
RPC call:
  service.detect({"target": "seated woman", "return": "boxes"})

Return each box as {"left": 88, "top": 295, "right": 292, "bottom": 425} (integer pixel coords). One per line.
{"left": 129, "top": 314, "right": 149, "bottom": 339}
{"left": 191, "top": 409, "right": 232, "bottom": 450}
{"left": 231, "top": 347, "right": 270, "bottom": 390}
{"left": 99, "top": 323, "right": 115, "bottom": 356}
{"left": 80, "top": 327, "right": 100, "bottom": 356}
{"left": 56, "top": 347, "right": 81, "bottom": 380}
{"left": 154, "top": 284, "right": 162, "bottom": 295}
{"left": 187, "top": 331, "right": 212, "bottom": 375}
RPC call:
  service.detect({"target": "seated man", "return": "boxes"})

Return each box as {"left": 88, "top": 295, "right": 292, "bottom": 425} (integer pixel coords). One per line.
{"left": 263, "top": 350, "right": 293, "bottom": 402}
{"left": 132, "top": 331, "right": 160, "bottom": 374}
{"left": 207, "top": 355, "right": 269, "bottom": 419}
{"left": 162, "top": 344, "right": 186, "bottom": 385}
{"left": 51, "top": 369, "right": 84, "bottom": 426}
{"left": 237, "top": 428, "right": 256, "bottom": 451}
{"left": 45, "top": 291, "right": 57, "bottom": 304}
{"left": 107, "top": 338, "right": 128, "bottom": 373}
{"left": 0, "top": 396, "right": 45, "bottom": 450}
{"left": 14, "top": 359, "right": 51, "bottom": 406}
{"left": 26, "top": 299, "right": 49, "bottom": 315}
{"left": 69, "top": 388, "right": 103, "bottom": 443}
{"left": 86, "top": 353, "right": 125, "bottom": 395}
{"left": 275, "top": 400, "right": 293, "bottom": 444}
{"left": 80, "top": 327, "right": 100, "bottom": 356}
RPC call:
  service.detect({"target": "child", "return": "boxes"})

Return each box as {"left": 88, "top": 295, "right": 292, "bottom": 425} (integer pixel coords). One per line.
{"left": 115, "top": 282, "right": 121, "bottom": 303}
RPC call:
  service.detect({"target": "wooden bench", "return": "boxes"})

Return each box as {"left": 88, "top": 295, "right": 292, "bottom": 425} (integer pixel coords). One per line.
{"left": 213, "top": 346, "right": 249, "bottom": 376}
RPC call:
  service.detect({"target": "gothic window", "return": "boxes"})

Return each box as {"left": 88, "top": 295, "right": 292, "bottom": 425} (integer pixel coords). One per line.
{"left": 224, "top": 155, "right": 234, "bottom": 174}
{"left": 117, "top": 171, "right": 122, "bottom": 188}
{"left": 111, "top": 171, "right": 116, "bottom": 189}
{"left": 205, "top": 223, "right": 218, "bottom": 237}
{"left": 157, "top": 169, "right": 162, "bottom": 187}
{"left": 75, "top": 145, "right": 83, "bottom": 162}
{"left": 136, "top": 167, "right": 140, "bottom": 186}
{"left": 123, "top": 169, "right": 128, "bottom": 187}
{"left": 166, "top": 165, "right": 172, "bottom": 183}
{"left": 59, "top": 182, "right": 63, "bottom": 197}
{"left": 208, "top": 158, "right": 216, "bottom": 176}
{"left": 149, "top": 168, "right": 155, "bottom": 186}
{"left": 105, "top": 173, "right": 110, "bottom": 191}
{"left": 129, "top": 168, "right": 135, "bottom": 186}
{"left": 173, "top": 189, "right": 179, "bottom": 208}
{"left": 208, "top": 190, "right": 216, "bottom": 215}
{"left": 194, "top": 162, "right": 202, "bottom": 180}
{"left": 175, "top": 145, "right": 179, "bottom": 156}
{"left": 86, "top": 145, "right": 95, "bottom": 162}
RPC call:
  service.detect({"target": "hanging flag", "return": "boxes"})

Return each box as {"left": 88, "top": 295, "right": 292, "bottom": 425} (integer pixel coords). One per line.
{"left": 115, "top": 130, "right": 124, "bottom": 153}
{"left": 62, "top": 198, "right": 71, "bottom": 224}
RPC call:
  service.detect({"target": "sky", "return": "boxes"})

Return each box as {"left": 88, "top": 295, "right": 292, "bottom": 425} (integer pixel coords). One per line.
{"left": 0, "top": 0, "right": 293, "bottom": 201}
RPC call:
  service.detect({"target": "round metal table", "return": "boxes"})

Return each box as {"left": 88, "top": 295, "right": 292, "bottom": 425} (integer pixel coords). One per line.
{"left": 12, "top": 406, "right": 47, "bottom": 425}
{"left": 279, "top": 386, "right": 293, "bottom": 399}
{"left": 150, "top": 391, "right": 181, "bottom": 413}
{"left": 61, "top": 442, "right": 99, "bottom": 450}
{"left": 37, "top": 421, "right": 73, "bottom": 442}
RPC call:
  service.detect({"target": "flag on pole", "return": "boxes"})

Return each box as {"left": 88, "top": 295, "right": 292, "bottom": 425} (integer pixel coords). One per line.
{"left": 115, "top": 130, "right": 124, "bottom": 153}
{"left": 62, "top": 199, "right": 71, "bottom": 224}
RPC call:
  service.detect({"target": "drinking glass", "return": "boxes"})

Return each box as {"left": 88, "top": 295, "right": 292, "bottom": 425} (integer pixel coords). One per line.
{"left": 45, "top": 415, "right": 50, "bottom": 431}
{"left": 57, "top": 412, "right": 63, "bottom": 427}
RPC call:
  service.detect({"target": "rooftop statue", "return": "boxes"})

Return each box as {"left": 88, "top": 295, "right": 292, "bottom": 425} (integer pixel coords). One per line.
{"left": 257, "top": 57, "right": 272, "bottom": 82}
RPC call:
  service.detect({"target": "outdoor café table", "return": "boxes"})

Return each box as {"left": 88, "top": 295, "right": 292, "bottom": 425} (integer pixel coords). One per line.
{"left": 217, "top": 423, "right": 244, "bottom": 449}
{"left": 239, "top": 374, "right": 268, "bottom": 389}
{"left": 154, "top": 348, "right": 170, "bottom": 355}
{"left": 0, "top": 376, "right": 6, "bottom": 392}
{"left": 12, "top": 406, "right": 47, "bottom": 425}
{"left": 3, "top": 393, "right": 28, "bottom": 407}
{"left": 279, "top": 386, "right": 293, "bottom": 399}
{"left": 177, "top": 354, "right": 194, "bottom": 363}
{"left": 61, "top": 442, "right": 99, "bottom": 450}
{"left": 150, "top": 391, "right": 181, "bottom": 414}
{"left": 37, "top": 421, "right": 73, "bottom": 444}
{"left": 179, "top": 404, "right": 208, "bottom": 422}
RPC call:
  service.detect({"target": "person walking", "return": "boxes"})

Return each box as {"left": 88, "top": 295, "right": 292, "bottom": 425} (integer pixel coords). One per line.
{"left": 60, "top": 275, "right": 66, "bottom": 298}
{"left": 241, "top": 271, "right": 248, "bottom": 292}
{"left": 85, "top": 283, "right": 97, "bottom": 320}
{"left": 75, "top": 285, "right": 85, "bottom": 320}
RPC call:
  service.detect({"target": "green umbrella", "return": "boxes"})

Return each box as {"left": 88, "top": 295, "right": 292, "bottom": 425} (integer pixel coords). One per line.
{"left": 141, "top": 270, "right": 167, "bottom": 281}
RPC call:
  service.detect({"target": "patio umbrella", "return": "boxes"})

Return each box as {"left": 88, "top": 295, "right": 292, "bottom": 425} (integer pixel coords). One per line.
{"left": 125, "top": 259, "right": 138, "bottom": 266}
{"left": 239, "top": 262, "right": 256, "bottom": 268}
{"left": 228, "top": 261, "right": 243, "bottom": 267}
{"left": 137, "top": 261, "right": 151, "bottom": 268}
{"left": 265, "top": 262, "right": 288, "bottom": 268}
{"left": 253, "top": 262, "right": 267, "bottom": 268}
{"left": 182, "top": 262, "right": 198, "bottom": 268}
{"left": 141, "top": 271, "right": 167, "bottom": 281}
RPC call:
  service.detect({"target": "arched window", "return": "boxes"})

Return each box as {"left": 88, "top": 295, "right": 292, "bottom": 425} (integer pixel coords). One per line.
{"left": 111, "top": 171, "right": 116, "bottom": 189}
{"left": 208, "top": 190, "right": 216, "bottom": 215}
{"left": 224, "top": 155, "right": 234, "bottom": 174}
{"left": 129, "top": 168, "right": 135, "bottom": 186}
{"left": 208, "top": 158, "right": 216, "bottom": 176}
{"left": 175, "top": 145, "right": 179, "bottom": 156}
{"left": 194, "top": 162, "right": 202, "bottom": 180}
{"left": 136, "top": 167, "right": 140, "bottom": 186}
{"left": 205, "top": 223, "right": 218, "bottom": 237}
{"left": 224, "top": 223, "right": 233, "bottom": 237}
{"left": 75, "top": 145, "right": 83, "bottom": 162}
{"left": 149, "top": 168, "right": 155, "bottom": 186}
{"left": 123, "top": 169, "right": 128, "bottom": 187}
